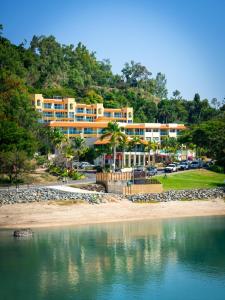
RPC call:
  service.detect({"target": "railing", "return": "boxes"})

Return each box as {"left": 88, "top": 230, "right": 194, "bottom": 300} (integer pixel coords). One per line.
{"left": 96, "top": 172, "right": 132, "bottom": 183}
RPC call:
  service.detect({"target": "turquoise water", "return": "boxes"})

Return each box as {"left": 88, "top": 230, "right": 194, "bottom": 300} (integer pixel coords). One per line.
{"left": 0, "top": 217, "right": 225, "bottom": 300}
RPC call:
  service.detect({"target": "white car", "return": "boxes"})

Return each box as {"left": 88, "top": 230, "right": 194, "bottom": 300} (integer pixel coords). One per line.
{"left": 165, "top": 164, "right": 177, "bottom": 173}
{"left": 80, "top": 162, "right": 95, "bottom": 169}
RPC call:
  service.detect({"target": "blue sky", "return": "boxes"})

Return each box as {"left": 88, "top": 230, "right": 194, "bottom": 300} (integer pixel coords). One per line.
{"left": 1, "top": 0, "right": 225, "bottom": 100}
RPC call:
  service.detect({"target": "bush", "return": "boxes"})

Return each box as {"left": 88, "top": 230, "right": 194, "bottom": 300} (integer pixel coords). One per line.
{"left": 48, "top": 164, "right": 84, "bottom": 180}
{"left": 209, "top": 164, "right": 224, "bottom": 174}
{"left": 68, "top": 170, "right": 84, "bottom": 180}
{"left": 35, "top": 155, "right": 48, "bottom": 166}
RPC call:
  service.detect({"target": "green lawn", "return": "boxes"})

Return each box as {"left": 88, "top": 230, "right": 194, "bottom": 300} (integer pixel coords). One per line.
{"left": 157, "top": 169, "right": 225, "bottom": 191}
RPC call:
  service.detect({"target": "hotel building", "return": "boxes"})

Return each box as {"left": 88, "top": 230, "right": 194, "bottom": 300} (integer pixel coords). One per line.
{"left": 33, "top": 94, "right": 188, "bottom": 165}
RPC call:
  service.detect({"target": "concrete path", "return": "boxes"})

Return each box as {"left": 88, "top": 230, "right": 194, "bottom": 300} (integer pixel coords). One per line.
{"left": 47, "top": 185, "right": 99, "bottom": 194}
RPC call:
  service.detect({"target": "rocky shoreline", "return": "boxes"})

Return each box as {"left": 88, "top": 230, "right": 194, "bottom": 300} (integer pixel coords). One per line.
{"left": 128, "top": 187, "right": 225, "bottom": 202}
{"left": 0, "top": 186, "right": 224, "bottom": 206}
{"left": 0, "top": 187, "right": 124, "bottom": 205}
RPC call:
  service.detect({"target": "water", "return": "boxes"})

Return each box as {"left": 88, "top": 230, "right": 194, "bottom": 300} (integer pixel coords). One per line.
{"left": 0, "top": 217, "right": 225, "bottom": 300}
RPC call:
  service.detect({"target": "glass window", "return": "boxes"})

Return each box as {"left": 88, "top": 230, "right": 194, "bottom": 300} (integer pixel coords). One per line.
{"left": 54, "top": 104, "right": 64, "bottom": 109}
{"left": 146, "top": 128, "right": 151, "bottom": 132}
{"left": 44, "top": 103, "right": 52, "bottom": 109}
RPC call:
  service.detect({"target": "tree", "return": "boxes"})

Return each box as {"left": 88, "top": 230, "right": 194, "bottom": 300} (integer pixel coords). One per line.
{"left": 121, "top": 61, "right": 152, "bottom": 88}
{"left": 0, "top": 150, "right": 34, "bottom": 183}
{"left": 145, "top": 140, "right": 159, "bottom": 165}
{"left": 129, "top": 136, "right": 142, "bottom": 167}
{"left": 50, "top": 128, "right": 67, "bottom": 153}
{"left": 71, "top": 137, "right": 88, "bottom": 164}
{"left": 154, "top": 72, "right": 168, "bottom": 100}
{"left": 172, "top": 90, "right": 181, "bottom": 100}
{"left": 100, "top": 122, "right": 126, "bottom": 171}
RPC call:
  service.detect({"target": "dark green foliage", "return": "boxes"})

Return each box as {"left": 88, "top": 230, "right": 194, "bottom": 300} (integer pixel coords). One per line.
{"left": 0, "top": 27, "right": 222, "bottom": 125}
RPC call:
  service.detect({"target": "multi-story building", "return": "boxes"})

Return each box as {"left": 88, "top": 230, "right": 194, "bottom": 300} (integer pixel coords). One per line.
{"left": 33, "top": 94, "right": 133, "bottom": 124}
{"left": 33, "top": 94, "right": 188, "bottom": 164}
{"left": 33, "top": 94, "right": 185, "bottom": 142}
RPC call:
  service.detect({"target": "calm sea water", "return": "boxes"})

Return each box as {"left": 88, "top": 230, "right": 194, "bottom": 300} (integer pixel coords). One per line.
{"left": 0, "top": 217, "right": 225, "bottom": 300}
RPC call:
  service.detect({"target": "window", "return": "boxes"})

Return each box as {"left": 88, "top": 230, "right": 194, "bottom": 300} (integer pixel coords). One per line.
{"left": 86, "top": 109, "right": 93, "bottom": 114}
{"left": 128, "top": 112, "right": 132, "bottom": 118}
{"left": 86, "top": 117, "right": 94, "bottom": 122}
{"left": 61, "top": 128, "right": 68, "bottom": 134}
{"left": 125, "top": 129, "right": 133, "bottom": 135}
{"left": 69, "top": 128, "right": 82, "bottom": 134}
{"left": 84, "top": 128, "right": 96, "bottom": 134}
{"left": 98, "top": 108, "right": 102, "bottom": 114}
{"left": 153, "top": 129, "right": 159, "bottom": 132}
{"left": 160, "top": 130, "right": 168, "bottom": 136}
{"left": 43, "top": 112, "right": 53, "bottom": 117}
{"left": 114, "top": 113, "right": 122, "bottom": 118}
{"left": 44, "top": 103, "right": 52, "bottom": 109}
{"left": 76, "top": 108, "right": 84, "bottom": 113}
{"left": 37, "top": 100, "right": 41, "bottom": 106}
{"left": 104, "top": 112, "right": 111, "bottom": 117}
{"left": 54, "top": 104, "right": 64, "bottom": 109}
{"left": 69, "top": 112, "right": 74, "bottom": 119}
{"left": 170, "top": 129, "right": 176, "bottom": 133}
{"left": 146, "top": 128, "right": 151, "bottom": 132}
{"left": 55, "top": 112, "right": 65, "bottom": 118}
{"left": 70, "top": 104, "right": 73, "bottom": 110}
{"left": 76, "top": 116, "right": 84, "bottom": 121}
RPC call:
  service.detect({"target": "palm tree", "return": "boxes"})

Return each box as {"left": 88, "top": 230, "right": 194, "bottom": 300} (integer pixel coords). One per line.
{"left": 71, "top": 136, "right": 87, "bottom": 165}
{"left": 151, "top": 140, "right": 160, "bottom": 165}
{"left": 50, "top": 128, "right": 67, "bottom": 154}
{"left": 100, "top": 122, "right": 126, "bottom": 171}
{"left": 129, "top": 136, "right": 142, "bottom": 167}
{"left": 161, "top": 137, "right": 178, "bottom": 162}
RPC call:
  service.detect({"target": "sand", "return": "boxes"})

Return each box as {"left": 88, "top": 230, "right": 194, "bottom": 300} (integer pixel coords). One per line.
{"left": 0, "top": 198, "right": 225, "bottom": 229}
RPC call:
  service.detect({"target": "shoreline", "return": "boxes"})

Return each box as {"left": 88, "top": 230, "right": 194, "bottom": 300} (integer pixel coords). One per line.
{"left": 0, "top": 199, "right": 225, "bottom": 229}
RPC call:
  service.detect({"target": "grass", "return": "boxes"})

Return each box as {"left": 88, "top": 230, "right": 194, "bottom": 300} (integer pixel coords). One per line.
{"left": 157, "top": 169, "right": 225, "bottom": 191}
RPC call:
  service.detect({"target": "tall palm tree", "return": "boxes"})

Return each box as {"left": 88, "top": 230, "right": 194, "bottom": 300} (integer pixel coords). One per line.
{"left": 151, "top": 140, "right": 160, "bottom": 165}
{"left": 145, "top": 140, "right": 153, "bottom": 166}
{"left": 50, "top": 128, "right": 67, "bottom": 154}
{"left": 129, "top": 136, "right": 142, "bottom": 166}
{"left": 71, "top": 136, "right": 87, "bottom": 164}
{"left": 100, "top": 122, "right": 126, "bottom": 171}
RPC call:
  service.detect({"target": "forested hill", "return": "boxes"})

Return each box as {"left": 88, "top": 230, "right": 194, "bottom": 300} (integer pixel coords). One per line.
{"left": 0, "top": 25, "right": 224, "bottom": 124}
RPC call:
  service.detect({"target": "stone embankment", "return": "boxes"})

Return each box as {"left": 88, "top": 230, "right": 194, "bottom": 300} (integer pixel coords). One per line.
{"left": 127, "top": 187, "right": 225, "bottom": 202}
{"left": 0, "top": 187, "right": 224, "bottom": 205}
{"left": 0, "top": 187, "right": 124, "bottom": 205}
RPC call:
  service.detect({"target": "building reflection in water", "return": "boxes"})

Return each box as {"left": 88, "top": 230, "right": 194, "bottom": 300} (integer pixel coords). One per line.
{"left": 0, "top": 217, "right": 225, "bottom": 300}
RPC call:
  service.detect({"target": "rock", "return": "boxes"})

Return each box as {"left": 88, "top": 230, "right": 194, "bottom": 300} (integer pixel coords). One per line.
{"left": 13, "top": 228, "right": 33, "bottom": 238}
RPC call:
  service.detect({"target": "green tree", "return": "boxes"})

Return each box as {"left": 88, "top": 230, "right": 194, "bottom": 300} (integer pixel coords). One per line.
{"left": 101, "top": 122, "right": 126, "bottom": 171}
{"left": 154, "top": 72, "right": 168, "bottom": 100}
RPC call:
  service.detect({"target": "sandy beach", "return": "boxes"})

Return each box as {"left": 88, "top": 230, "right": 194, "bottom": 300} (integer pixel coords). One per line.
{"left": 0, "top": 199, "right": 225, "bottom": 228}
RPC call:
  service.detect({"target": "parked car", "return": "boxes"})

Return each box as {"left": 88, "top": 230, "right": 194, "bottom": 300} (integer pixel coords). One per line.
{"left": 146, "top": 166, "right": 158, "bottom": 176}
{"left": 80, "top": 162, "right": 95, "bottom": 169}
{"left": 133, "top": 166, "right": 145, "bottom": 177}
{"left": 174, "top": 162, "right": 182, "bottom": 170}
{"left": 165, "top": 164, "right": 177, "bottom": 173}
{"left": 190, "top": 161, "right": 201, "bottom": 169}
{"left": 179, "top": 162, "right": 189, "bottom": 170}
{"left": 72, "top": 161, "right": 80, "bottom": 168}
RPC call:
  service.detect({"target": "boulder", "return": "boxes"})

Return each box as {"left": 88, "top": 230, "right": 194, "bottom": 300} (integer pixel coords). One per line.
{"left": 13, "top": 228, "right": 33, "bottom": 238}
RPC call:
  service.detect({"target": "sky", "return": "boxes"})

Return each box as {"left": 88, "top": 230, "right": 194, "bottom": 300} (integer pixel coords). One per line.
{"left": 1, "top": 0, "right": 225, "bottom": 101}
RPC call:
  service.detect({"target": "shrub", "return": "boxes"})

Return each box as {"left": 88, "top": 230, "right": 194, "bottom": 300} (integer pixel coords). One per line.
{"left": 209, "top": 164, "right": 224, "bottom": 174}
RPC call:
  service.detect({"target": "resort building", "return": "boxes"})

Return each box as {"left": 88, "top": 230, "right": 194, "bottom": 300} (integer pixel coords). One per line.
{"left": 33, "top": 94, "right": 189, "bottom": 165}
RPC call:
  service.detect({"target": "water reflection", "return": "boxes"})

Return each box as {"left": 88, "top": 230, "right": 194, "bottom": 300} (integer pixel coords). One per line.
{"left": 0, "top": 217, "right": 225, "bottom": 300}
